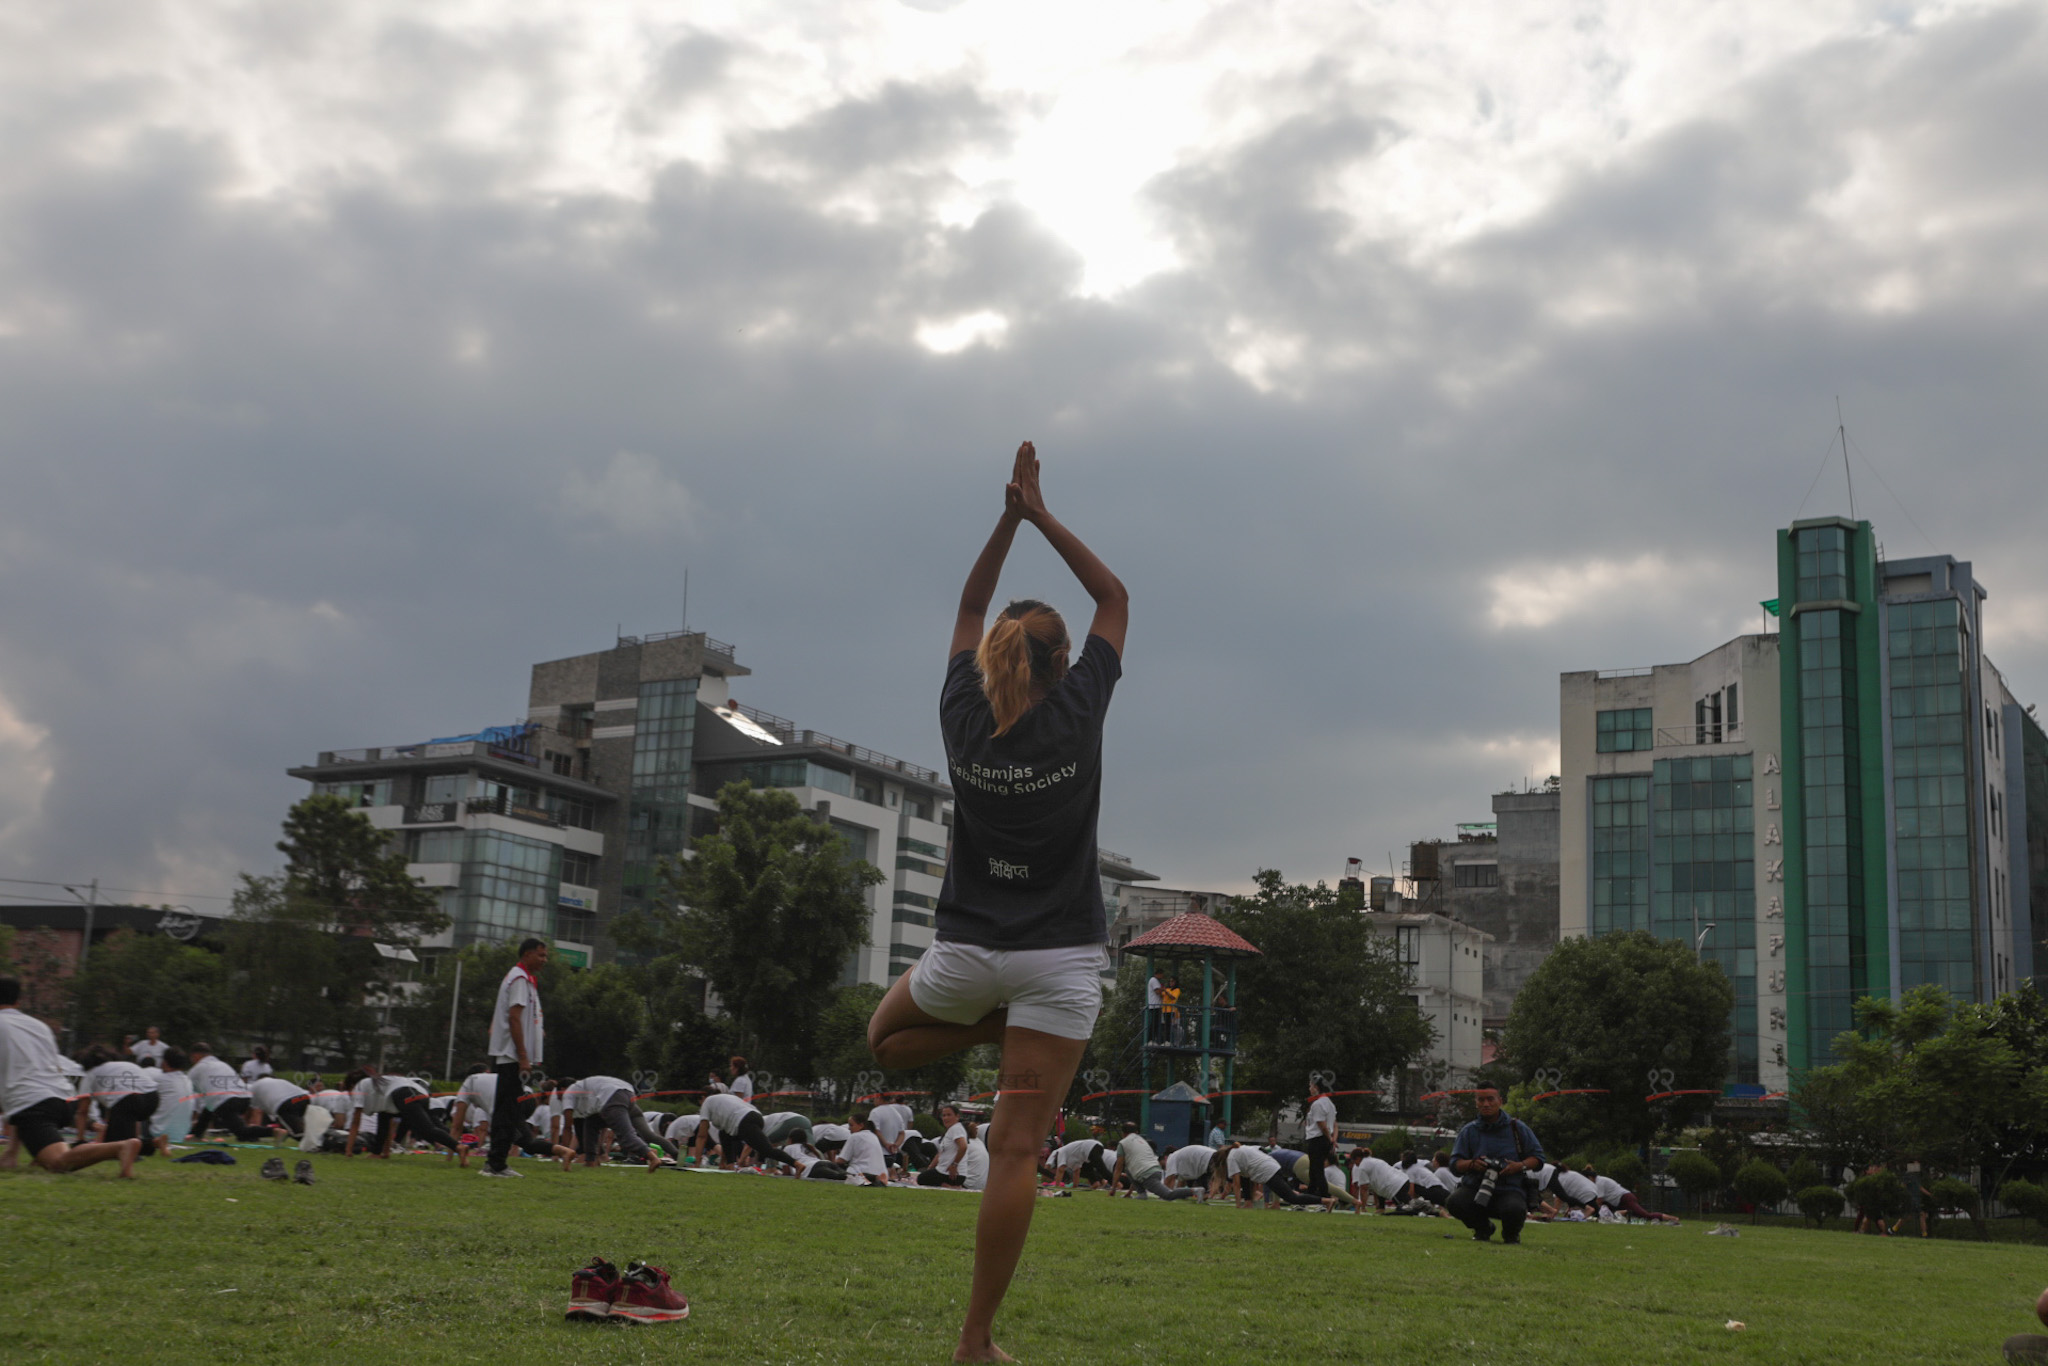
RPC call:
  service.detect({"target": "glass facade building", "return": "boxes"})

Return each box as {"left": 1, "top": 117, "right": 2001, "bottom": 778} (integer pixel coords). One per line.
{"left": 624, "top": 677, "right": 697, "bottom": 909}
{"left": 1888, "top": 599, "right": 1976, "bottom": 995}
{"left": 1653, "top": 755, "right": 1758, "bottom": 1083}
{"left": 1589, "top": 774, "right": 1650, "bottom": 935}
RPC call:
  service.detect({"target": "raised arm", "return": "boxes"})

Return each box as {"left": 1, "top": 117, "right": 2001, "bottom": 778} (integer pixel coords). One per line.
{"left": 952, "top": 479, "right": 1026, "bottom": 657}
{"left": 1007, "top": 443, "right": 1127, "bottom": 657}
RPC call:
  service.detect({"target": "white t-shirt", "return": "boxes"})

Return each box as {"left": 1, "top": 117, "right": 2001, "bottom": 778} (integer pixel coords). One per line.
{"left": 1305, "top": 1095, "right": 1338, "bottom": 1140}
{"left": 811, "top": 1122, "right": 850, "bottom": 1145}
{"left": 1051, "top": 1139, "right": 1101, "bottom": 1170}
{"left": 960, "top": 1138, "right": 990, "bottom": 1191}
{"left": 1556, "top": 1170, "right": 1599, "bottom": 1205}
{"left": 868, "top": 1103, "right": 913, "bottom": 1145}
{"left": 1429, "top": 1162, "right": 1458, "bottom": 1190}
{"left": 665, "top": 1113, "right": 704, "bottom": 1144}
{"left": 250, "top": 1077, "right": 309, "bottom": 1113}
{"left": 1403, "top": 1160, "right": 1440, "bottom": 1190}
{"left": 698, "top": 1091, "right": 757, "bottom": 1135}
{"left": 239, "top": 1059, "right": 273, "bottom": 1083}
{"left": 155, "top": 1070, "right": 196, "bottom": 1107}
{"left": 1593, "top": 1175, "right": 1629, "bottom": 1204}
{"left": 455, "top": 1073, "right": 498, "bottom": 1118}
{"left": 188, "top": 1055, "right": 248, "bottom": 1106}
{"left": 728, "top": 1073, "right": 754, "bottom": 1103}
{"left": 309, "top": 1089, "right": 351, "bottom": 1118}
{"left": 1146, "top": 976, "right": 1163, "bottom": 1007}
{"left": 1116, "top": 1133, "right": 1163, "bottom": 1183}
{"left": 841, "top": 1129, "right": 888, "bottom": 1178}
{"left": 1227, "top": 1146, "right": 1280, "bottom": 1185}
{"left": 488, "top": 965, "right": 543, "bottom": 1065}
{"left": 564, "top": 1076, "right": 633, "bottom": 1118}
{"left": 352, "top": 1076, "right": 428, "bottom": 1116}
{"left": 1357, "top": 1156, "right": 1408, "bottom": 1200}
{"left": 85, "top": 1061, "right": 156, "bottom": 1104}
{"left": 129, "top": 1038, "right": 169, "bottom": 1065}
{"left": 1165, "top": 1145, "right": 1216, "bottom": 1182}
{"left": 940, "top": 1122, "right": 970, "bottom": 1170}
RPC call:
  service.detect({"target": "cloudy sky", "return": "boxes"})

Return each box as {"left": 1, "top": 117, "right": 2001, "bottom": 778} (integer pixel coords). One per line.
{"left": 4, "top": 0, "right": 2047, "bottom": 913}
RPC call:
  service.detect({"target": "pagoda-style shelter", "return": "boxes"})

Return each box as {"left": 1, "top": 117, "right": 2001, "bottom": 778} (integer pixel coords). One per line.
{"left": 1119, "top": 912, "right": 1261, "bottom": 1140}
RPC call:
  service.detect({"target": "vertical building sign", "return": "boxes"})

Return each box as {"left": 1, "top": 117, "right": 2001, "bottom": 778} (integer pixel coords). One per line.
{"left": 1758, "top": 751, "right": 1788, "bottom": 1078}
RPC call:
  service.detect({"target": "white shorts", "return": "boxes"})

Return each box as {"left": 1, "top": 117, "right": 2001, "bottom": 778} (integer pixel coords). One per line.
{"left": 909, "top": 940, "right": 1108, "bottom": 1040}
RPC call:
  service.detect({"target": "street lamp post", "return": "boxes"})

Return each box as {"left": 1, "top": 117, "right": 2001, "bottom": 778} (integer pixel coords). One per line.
{"left": 61, "top": 879, "right": 99, "bottom": 973}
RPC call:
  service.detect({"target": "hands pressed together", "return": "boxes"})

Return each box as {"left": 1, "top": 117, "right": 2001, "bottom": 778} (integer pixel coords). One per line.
{"left": 1004, "top": 441, "right": 1048, "bottom": 525}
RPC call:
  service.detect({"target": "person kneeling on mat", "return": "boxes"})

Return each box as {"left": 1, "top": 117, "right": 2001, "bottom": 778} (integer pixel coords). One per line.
{"left": 1113, "top": 1123, "right": 1196, "bottom": 1200}
{"left": 561, "top": 1075, "right": 673, "bottom": 1173}
{"left": 75, "top": 1044, "right": 160, "bottom": 1157}
{"left": 345, "top": 1066, "right": 464, "bottom": 1159}
{"left": 691, "top": 1089, "right": 801, "bottom": 1171}
{"left": 1446, "top": 1086, "right": 1544, "bottom": 1244}
{"left": 0, "top": 978, "right": 141, "bottom": 1177}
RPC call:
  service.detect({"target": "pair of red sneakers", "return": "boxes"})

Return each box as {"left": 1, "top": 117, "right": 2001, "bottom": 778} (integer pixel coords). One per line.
{"left": 566, "top": 1257, "right": 690, "bottom": 1324}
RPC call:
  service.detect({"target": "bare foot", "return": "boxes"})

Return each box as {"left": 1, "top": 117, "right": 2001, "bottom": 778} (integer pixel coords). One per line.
{"left": 646, "top": 1152, "right": 662, "bottom": 1173}
{"left": 953, "top": 1340, "right": 1014, "bottom": 1363}
{"left": 118, "top": 1138, "right": 142, "bottom": 1178}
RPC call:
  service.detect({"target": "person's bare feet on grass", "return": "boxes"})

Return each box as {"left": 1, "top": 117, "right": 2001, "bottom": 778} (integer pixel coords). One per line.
{"left": 954, "top": 1337, "right": 1015, "bottom": 1363}
{"left": 645, "top": 1151, "right": 662, "bottom": 1174}
{"left": 116, "top": 1138, "right": 141, "bottom": 1178}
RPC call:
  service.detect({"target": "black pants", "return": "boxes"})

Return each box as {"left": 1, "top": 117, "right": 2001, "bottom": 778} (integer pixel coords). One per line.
{"left": 105, "top": 1092, "right": 160, "bottom": 1148}
{"left": 806, "top": 1161, "right": 850, "bottom": 1180}
{"left": 1265, "top": 1167, "right": 1320, "bottom": 1206}
{"left": 918, "top": 1167, "right": 966, "bottom": 1187}
{"left": 272, "top": 1096, "right": 310, "bottom": 1137}
{"left": 577, "top": 1090, "right": 675, "bottom": 1163}
{"left": 201, "top": 1097, "right": 274, "bottom": 1142}
{"left": 388, "top": 1088, "right": 461, "bottom": 1153}
{"left": 486, "top": 1061, "right": 524, "bottom": 1171}
{"left": 1079, "top": 1151, "right": 1115, "bottom": 1185}
{"left": 900, "top": 1136, "right": 936, "bottom": 1169}
{"left": 1304, "top": 1135, "right": 1334, "bottom": 1198}
{"left": 717, "top": 1112, "right": 798, "bottom": 1168}
{"left": 1448, "top": 1182, "right": 1530, "bottom": 1240}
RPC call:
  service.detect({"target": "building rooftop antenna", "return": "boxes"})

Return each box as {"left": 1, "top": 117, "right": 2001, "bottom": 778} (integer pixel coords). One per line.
{"left": 1837, "top": 396, "right": 1856, "bottom": 520}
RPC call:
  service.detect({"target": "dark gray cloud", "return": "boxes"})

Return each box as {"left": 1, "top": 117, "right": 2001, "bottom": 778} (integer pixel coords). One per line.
{"left": 1, "top": 3, "right": 2046, "bottom": 909}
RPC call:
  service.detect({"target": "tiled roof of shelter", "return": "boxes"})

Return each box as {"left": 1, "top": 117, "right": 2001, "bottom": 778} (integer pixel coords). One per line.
{"left": 1119, "top": 912, "right": 1261, "bottom": 958}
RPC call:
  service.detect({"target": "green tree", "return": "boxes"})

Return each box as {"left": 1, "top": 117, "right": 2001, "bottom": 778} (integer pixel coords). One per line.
{"left": 1215, "top": 870, "right": 1434, "bottom": 1103}
{"left": 1499, "top": 931, "right": 1734, "bottom": 1148}
{"left": 1796, "top": 1185, "right": 1845, "bottom": 1229}
{"left": 394, "top": 941, "right": 520, "bottom": 1077}
{"left": 1667, "top": 1151, "right": 1723, "bottom": 1212}
{"left": 545, "top": 963, "right": 647, "bottom": 1082}
{"left": 625, "top": 957, "right": 735, "bottom": 1100}
{"left": 69, "top": 927, "right": 228, "bottom": 1047}
{"left": 619, "top": 781, "right": 880, "bottom": 1080}
{"left": 1732, "top": 1159, "right": 1789, "bottom": 1223}
{"left": 810, "top": 982, "right": 966, "bottom": 1114}
{"left": 224, "top": 796, "right": 447, "bottom": 1065}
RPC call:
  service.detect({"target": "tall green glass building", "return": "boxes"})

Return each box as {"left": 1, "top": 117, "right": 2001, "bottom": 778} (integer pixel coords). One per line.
{"left": 1563, "top": 516, "right": 2039, "bottom": 1090}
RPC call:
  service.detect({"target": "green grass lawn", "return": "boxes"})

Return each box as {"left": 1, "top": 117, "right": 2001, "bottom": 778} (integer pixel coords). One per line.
{"left": 2, "top": 1153, "right": 2038, "bottom": 1364}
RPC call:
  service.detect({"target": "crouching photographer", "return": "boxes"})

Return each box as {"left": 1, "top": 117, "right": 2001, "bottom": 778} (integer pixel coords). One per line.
{"left": 1446, "top": 1085, "right": 1545, "bottom": 1245}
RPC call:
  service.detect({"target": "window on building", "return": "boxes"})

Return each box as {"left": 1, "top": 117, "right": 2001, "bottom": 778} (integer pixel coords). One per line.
{"left": 896, "top": 854, "right": 947, "bottom": 878}
{"left": 1887, "top": 598, "right": 1975, "bottom": 999}
{"left": 1395, "top": 925, "right": 1421, "bottom": 964}
{"left": 1797, "top": 524, "right": 1852, "bottom": 600}
{"left": 1695, "top": 693, "right": 1723, "bottom": 745}
{"left": 1453, "top": 862, "right": 1499, "bottom": 889}
{"left": 423, "top": 773, "right": 465, "bottom": 804}
{"left": 410, "top": 829, "right": 466, "bottom": 863}
{"left": 1652, "top": 754, "right": 1757, "bottom": 1085}
{"left": 907, "top": 794, "right": 934, "bottom": 821}
{"left": 1726, "top": 682, "right": 1739, "bottom": 728}
{"left": 1590, "top": 773, "right": 1651, "bottom": 935}
{"left": 1595, "top": 708, "right": 1654, "bottom": 753}
{"left": 561, "top": 850, "right": 598, "bottom": 887}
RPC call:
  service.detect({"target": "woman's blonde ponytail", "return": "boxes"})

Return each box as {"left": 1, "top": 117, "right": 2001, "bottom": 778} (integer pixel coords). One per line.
{"left": 976, "top": 600, "right": 1069, "bottom": 736}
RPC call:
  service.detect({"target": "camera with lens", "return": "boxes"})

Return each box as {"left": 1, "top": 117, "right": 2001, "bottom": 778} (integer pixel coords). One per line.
{"left": 1473, "top": 1157, "right": 1508, "bottom": 1208}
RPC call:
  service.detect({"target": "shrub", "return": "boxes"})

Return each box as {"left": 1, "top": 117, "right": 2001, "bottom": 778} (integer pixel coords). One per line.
{"left": 1786, "top": 1156, "right": 1821, "bottom": 1192}
{"left": 1697, "top": 1127, "right": 1748, "bottom": 1181}
{"left": 1847, "top": 1170, "right": 1907, "bottom": 1225}
{"left": 1733, "top": 1160, "right": 1790, "bottom": 1223}
{"left": 1926, "top": 1177, "right": 1977, "bottom": 1215}
{"left": 1604, "top": 1152, "right": 1648, "bottom": 1191}
{"left": 1375, "top": 1125, "right": 1414, "bottom": 1158}
{"left": 1667, "top": 1152, "right": 1724, "bottom": 1210}
{"left": 2000, "top": 1179, "right": 2048, "bottom": 1229}
{"left": 1797, "top": 1185, "right": 1846, "bottom": 1229}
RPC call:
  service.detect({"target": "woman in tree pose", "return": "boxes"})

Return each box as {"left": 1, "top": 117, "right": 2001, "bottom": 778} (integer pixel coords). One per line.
{"left": 868, "top": 440, "right": 1128, "bottom": 1364}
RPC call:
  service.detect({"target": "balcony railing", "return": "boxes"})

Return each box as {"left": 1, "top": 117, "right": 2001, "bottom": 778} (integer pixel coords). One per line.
{"left": 617, "top": 628, "right": 738, "bottom": 660}
{"left": 1655, "top": 724, "right": 1745, "bottom": 747}
{"left": 732, "top": 703, "right": 941, "bottom": 784}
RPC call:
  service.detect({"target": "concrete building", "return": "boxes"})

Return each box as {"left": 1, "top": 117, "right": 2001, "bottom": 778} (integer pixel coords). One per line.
{"left": 1560, "top": 516, "right": 2043, "bottom": 1089}
{"left": 1403, "top": 789, "right": 1561, "bottom": 1029}
{"left": 1365, "top": 898, "right": 1490, "bottom": 1081}
{"left": 295, "top": 629, "right": 956, "bottom": 985}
